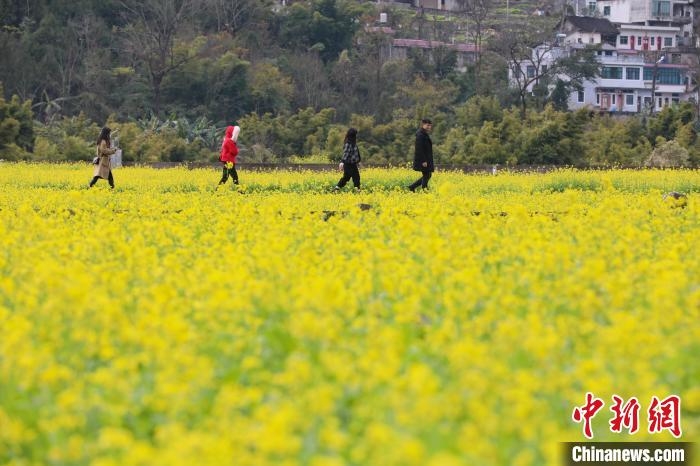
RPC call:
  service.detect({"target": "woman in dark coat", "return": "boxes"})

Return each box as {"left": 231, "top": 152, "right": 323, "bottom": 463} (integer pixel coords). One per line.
{"left": 89, "top": 127, "right": 117, "bottom": 189}
{"left": 408, "top": 119, "right": 434, "bottom": 192}
{"left": 334, "top": 128, "right": 362, "bottom": 191}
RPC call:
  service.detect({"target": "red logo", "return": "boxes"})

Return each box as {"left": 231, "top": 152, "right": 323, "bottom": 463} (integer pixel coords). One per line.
{"left": 572, "top": 392, "right": 605, "bottom": 439}
{"left": 648, "top": 395, "right": 682, "bottom": 438}
{"left": 573, "top": 394, "right": 682, "bottom": 439}
{"left": 609, "top": 395, "right": 640, "bottom": 434}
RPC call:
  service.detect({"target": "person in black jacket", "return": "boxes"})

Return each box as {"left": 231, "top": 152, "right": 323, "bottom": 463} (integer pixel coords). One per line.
{"left": 334, "top": 128, "right": 362, "bottom": 191}
{"left": 408, "top": 119, "right": 434, "bottom": 191}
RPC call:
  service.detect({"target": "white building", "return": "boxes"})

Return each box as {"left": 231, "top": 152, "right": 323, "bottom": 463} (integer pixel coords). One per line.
{"left": 593, "top": 0, "right": 694, "bottom": 41}
{"left": 511, "top": 45, "right": 695, "bottom": 113}
{"left": 559, "top": 16, "right": 620, "bottom": 46}
{"left": 568, "top": 47, "right": 693, "bottom": 112}
{"left": 615, "top": 24, "right": 680, "bottom": 49}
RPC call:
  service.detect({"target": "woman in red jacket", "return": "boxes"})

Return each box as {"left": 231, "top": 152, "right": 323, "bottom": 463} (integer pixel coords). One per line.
{"left": 219, "top": 123, "right": 240, "bottom": 186}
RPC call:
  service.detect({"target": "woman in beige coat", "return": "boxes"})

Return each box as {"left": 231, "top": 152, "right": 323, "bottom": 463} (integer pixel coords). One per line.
{"left": 89, "top": 127, "right": 117, "bottom": 188}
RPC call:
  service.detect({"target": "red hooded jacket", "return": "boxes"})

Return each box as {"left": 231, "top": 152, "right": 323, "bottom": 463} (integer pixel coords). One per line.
{"left": 220, "top": 126, "right": 239, "bottom": 163}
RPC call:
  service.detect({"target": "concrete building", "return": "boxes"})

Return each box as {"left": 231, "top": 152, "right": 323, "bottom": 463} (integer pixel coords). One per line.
{"left": 560, "top": 16, "right": 620, "bottom": 46}
{"left": 593, "top": 0, "right": 695, "bottom": 39}
{"left": 511, "top": 45, "right": 695, "bottom": 113}
{"left": 387, "top": 38, "right": 477, "bottom": 71}
{"left": 571, "top": 48, "right": 693, "bottom": 112}
{"left": 616, "top": 24, "right": 680, "bottom": 49}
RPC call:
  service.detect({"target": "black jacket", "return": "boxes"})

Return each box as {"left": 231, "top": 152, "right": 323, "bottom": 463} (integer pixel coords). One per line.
{"left": 341, "top": 142, "right": 361, "bottom": 164}
{"left": 413, "top": 128, "right": 434, "bottom": 172}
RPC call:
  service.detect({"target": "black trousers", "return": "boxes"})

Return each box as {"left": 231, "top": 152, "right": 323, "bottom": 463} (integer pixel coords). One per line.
{"left": 219, "top": 165, "right": 239, "bottom": 184}
{"left": 89, "top": 171, "right": 114, "bottom": 188}
{"left": 337, "top": 163, "right": 360, "bottom": 189}
{"left": 409, "top": 169, "right": 432, "bottom": 190}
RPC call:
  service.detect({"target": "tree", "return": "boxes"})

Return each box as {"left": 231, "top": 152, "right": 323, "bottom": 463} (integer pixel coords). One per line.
{"left": 203, "top": 0, "right": 272, "bottom": 37}
{"left": 550, "top": 79, "right": 569, "bottom": 111}
{"left": 646, "top": 139, "right": 690, "bottom": 167}
{"left": 493, "top": 19, "right": 600, "bottom": 116}
{"left": 330, "top": 50, "right": 358, "bottom": 121}
{"left": 120, "top": 0, "right": 202, "bottom": 116}
{"left": 353, "top": 29, "right": 394, "bottom": 117}
{"left": 0, "top": 84, "right": 35, "bottom": 160}
{"left": 284, "top": 51, "right": 334, "bottom": 111}
{"left": 278, "top": 0, "right": 360, "bottom": 63}
{"left": 250, "top": 63, "right": 293, "bottom": 114}
{"left": 393, "top": 76, "right": 458, "bottom": 123}
{"left": 456, "top": 0, "right": 493, "bottom": 94}
{"left": 455, "top": 95, "right": 503, "bottom": 130}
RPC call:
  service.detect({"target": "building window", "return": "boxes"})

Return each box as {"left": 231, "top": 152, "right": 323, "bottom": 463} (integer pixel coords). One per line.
{"left": 603, "top": 5, "right": 611, "bottom": 15}
{"left": 652, "top": 0, "right": 670, "bottom": 16}
{"left": 657, "top": 68, "right": 681, "bottom": 85}
{"left": 664, "top": 37, "right": 673, "bottom": 47}
{"left": 588, "top": 1, "right": 596, "bottom": 14}
{"left": 637, "top": 36, "right": 642, "bottom": 46}
{"left": 596, "top": 94, "right": 600, "bottom": 104}
{"left": 651, "top": 37, "right": 655, "bottom": 46}
{"left": 620, "top": 36, "right": 628, "bottom": 45}
{"left": 625, "top": 94, "right": 634, "bottom": 106}
{"left": 604, "top": 50, "right": 613, "bottom": 56}
{"left": 589, "top": 37, "right": 594, "bottom": 44}
{"left": 578, "top": 37, "right": 583, "bottom": 44}
{"left": 643, "top": 68, "right": 653, "bottom": 80}
{"left": 601, "top": 66, "right": 623, "bottom": 79}
{"left": 626, "top": 67, "right": 640, "bottom": 80}
{"left": 578, "top": 91, "right": 585, "bottom": 102}
{"left": 612, "top": 94, "right": 616, "bottom": 105}
{"left": 542, "top": 65, "right": 548, "bottom": 73}
{"left": 526, "top": 66, "right": 536, "bottom": 78}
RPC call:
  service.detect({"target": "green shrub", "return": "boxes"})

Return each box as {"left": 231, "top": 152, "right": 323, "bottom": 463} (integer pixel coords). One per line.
{"left": 33, "top": 136, "right": 61, "bottom": 161}
{"left": 646, "top": 140, "right": 690, "bottom": 168}
{"left": 61, "top": 135, "right": 93, "bottom": 161}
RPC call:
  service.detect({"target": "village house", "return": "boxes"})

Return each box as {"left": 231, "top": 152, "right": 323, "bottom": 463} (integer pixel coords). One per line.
{"left": 510, "top": 10, "right": 696, "bottom": 114}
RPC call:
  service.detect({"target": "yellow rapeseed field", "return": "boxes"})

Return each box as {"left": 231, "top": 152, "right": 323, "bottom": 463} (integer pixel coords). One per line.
{"left": 0, "top": 163, "right": 698, "bottom": 466}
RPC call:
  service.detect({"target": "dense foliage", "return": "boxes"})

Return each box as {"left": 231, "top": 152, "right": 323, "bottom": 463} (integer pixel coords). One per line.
{"left": 6, "top": 99, "right": 700, "bottom": 167}
{"left": 1, "top": 0, "right": 698, "bottom": 165}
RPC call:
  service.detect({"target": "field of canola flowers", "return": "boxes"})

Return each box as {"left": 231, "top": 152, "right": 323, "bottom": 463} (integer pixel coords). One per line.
{"left": 0, "top": 163, "right": 699, "bottom": 466}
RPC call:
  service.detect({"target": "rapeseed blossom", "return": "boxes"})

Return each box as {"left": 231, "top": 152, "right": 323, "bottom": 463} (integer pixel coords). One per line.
{"left": 0, "top": 164, "right": 698, "bottom": 465}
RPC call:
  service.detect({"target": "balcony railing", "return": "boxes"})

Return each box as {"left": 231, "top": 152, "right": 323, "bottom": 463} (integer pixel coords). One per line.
{"left": 672, "top": 15, "right": 693, "bottom": 23}
{"left": 598, "top": 54, "right": 647, "bottom": 65}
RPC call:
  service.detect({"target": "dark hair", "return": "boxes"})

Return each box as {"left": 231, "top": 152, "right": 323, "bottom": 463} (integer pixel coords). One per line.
{"left": 344, "top": 127, "right": 358, "bottom": 146}
{"left": 421, "top": 119, "right": 432, "bottom": 125}
{"left": 97, "top": 127, "right": 111, "bottom": 146}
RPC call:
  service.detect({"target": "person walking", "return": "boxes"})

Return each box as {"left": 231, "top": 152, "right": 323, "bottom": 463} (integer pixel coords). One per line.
{"left": 218, "top": 122, "right": 240, "bottom": 187}
{"left": 89, "top": 127, "right": 117, "bottom": 189}
{"left": 334, "top": 128, "right": 361, "bottom": 192}
{"left": 408, "top": 119, "right": 434, "bottom": 192}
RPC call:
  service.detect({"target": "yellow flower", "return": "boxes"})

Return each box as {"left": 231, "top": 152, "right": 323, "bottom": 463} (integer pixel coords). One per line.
{"left": 0, "top": 164, "right": 698, "bottom": 465}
